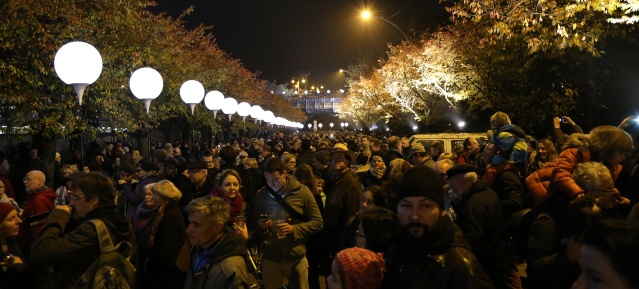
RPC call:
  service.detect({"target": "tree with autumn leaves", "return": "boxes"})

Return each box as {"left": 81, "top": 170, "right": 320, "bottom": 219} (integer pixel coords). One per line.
{"left": 340, "top": 0, "right": 639, "bottom": 134}
{"left": 0, "top": 0, "right": 305, "bottom": 180}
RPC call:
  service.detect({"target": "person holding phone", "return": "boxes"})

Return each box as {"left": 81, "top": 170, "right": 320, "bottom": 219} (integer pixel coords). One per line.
{"left": 553, "top": 116, "right": 584, "bottom": 149}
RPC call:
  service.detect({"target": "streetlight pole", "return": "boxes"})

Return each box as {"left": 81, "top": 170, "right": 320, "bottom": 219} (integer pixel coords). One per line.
{"left": 361, "top": 10, "right": 408, "bottom": 40}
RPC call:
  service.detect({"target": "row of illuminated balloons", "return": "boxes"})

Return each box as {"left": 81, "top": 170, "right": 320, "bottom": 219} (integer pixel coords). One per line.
{"left": 53, "top": 41, "right": 304, "bottom": 129}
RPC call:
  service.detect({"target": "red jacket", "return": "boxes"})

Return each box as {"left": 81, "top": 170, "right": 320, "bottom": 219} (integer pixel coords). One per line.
{"left": 18, "top": 188, "right": 56, "bottom": 253}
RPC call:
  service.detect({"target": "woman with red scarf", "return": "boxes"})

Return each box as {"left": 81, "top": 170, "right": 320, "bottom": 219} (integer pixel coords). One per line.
{"left": 211, "top": 169, "right": 248, "bottom": 239}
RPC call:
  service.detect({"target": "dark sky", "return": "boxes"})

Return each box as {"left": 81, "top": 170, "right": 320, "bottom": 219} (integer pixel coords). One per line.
{"left": 151, "top": 0, "right": 449, "bottom": 91}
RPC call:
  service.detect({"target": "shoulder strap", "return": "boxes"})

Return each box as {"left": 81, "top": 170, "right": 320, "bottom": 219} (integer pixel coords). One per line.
{"left": 87, "top": 219, "right": 115, "bottom": 253}
{"left": 265, "top": 187, "right": 309, "bottom": 222}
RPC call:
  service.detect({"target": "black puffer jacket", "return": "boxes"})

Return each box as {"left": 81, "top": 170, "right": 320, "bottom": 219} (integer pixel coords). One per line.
{"left": 383, "top": 216, "right": 494, "bottom": 289}
{"left": 30, "top": 205, "right": 134, "bottom": 289}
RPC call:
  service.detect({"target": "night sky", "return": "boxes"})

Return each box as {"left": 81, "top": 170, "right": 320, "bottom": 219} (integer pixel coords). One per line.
{"left": 151, "top": 0, "right": 450, "bottom": 91}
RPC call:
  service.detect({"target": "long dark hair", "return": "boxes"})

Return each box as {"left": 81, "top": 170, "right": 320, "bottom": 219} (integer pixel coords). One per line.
{"left": 293, "top": 164, "right": 318, "bottom": 195}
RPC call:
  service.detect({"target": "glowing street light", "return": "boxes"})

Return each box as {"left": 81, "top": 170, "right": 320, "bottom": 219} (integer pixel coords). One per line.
{"left": 204, "top": 90, "right": 225, "bottom": 118}
{"left": 129, "top": 67, "right": 163, "bottom": 113}
{"left": 237, "top": 102, "right": 251, "bottom": 122}
{"left": 458, "top": 121, "right": 466, "bottom": 129}
{"left": 180, "top": 80, "right": 205, "bottom": 114}
{"left": 360, "top": 10, "right": 408, "bottom": 40}
{"left": 54, "top": 41, "right": 103, "bottom": 105}
{"left": 221, "top": 97, "right": 238, "bottom": 121}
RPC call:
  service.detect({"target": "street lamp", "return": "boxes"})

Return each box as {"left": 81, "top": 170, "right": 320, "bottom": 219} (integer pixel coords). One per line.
{"left": 54, "top": 41, "right": 103, "bottom": 105}
{"left": 129, "top": 67, "right": 163, "bottom": 113}
{"left": 180, "top": 80, "right": 205, "bottom": 114}
{"left": 250, "top": 105, "right": 264, "bottom": 124}
{"left": 307, "top": 123, "right": 312, "bottom": 129}
{"left": 204, "top": 90, "right": 225, "bottom": 118}
{"left": 221, "top": 97, "right": 238, "bottom": 121}
{"left": 361, "top": 10, "right": 408, "bottom": 40}
{"left": 237, "top": 102, "right": 251, "bottom": 122}
{"left": 330, "top": 123, "right": 334, "bottom": 129}
{"left": 318, "top": 123, "right": 323, "bottom": 130}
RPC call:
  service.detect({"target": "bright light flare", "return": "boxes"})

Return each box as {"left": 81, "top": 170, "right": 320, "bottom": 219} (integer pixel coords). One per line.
{"left": 362, "top": 10, "right": 372, "bottom": 19}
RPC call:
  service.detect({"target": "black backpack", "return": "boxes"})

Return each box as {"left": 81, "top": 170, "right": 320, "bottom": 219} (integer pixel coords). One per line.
{"left": 73, "top": 219, "right": 136, "bottom": 289}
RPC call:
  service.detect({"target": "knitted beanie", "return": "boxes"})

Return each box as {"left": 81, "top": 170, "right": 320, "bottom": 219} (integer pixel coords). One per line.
{"left": 336, "top": 247, "right": 385, "bottom": 289}
{"left": 396, "top": 166, "right": 445, "bottom": 208}
{"left": 0, "top": 202, "right": 15, "bottom": 223}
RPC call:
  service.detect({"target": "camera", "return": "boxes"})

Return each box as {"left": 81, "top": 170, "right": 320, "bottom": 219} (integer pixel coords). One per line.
{"left": 561, "top": 117, "right": 567, "bottom": 123}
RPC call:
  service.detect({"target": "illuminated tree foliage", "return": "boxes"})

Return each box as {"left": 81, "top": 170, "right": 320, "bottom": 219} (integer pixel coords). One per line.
{"left": 446, "top": 0, "right": 637, "bottom": 55}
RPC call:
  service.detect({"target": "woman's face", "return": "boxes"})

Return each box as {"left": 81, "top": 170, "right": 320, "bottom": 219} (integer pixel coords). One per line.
{"left": 573, "top": 245, "right": 633, "bottom": 289}
{"left": 144, "top": 186, "right": 155, "bottom": 206}
{"left": 0, "top": 210, "right": 21, "bottom": 238}
{"left": 222, "top": 175, "right": 240, "bottom": 199}
{"left": 371, "top": 157, "right": 384, "bottom": 169}
{"left": 361, "top": 191, "right": 376, "bottom": 211}
{"left": 285, "top": 158, "right": 297, "bottom": 172}
{"left": 327, "top": 259, "right": 343, "bottom": 289}
{"left": 537, "top": 143, "right": 547, "bottom": 161}
{"left": 355, "top": 223, "right": 367, "bottom": 249}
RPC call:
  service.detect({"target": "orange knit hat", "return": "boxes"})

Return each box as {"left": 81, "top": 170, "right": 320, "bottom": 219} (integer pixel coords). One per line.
{"left": 336, "top": 247, "right": 385, "bottom": 289}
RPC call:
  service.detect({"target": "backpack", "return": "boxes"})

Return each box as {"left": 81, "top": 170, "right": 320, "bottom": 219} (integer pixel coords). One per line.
{"left": 73, "top": 219, "right": 136, "bottom": 289}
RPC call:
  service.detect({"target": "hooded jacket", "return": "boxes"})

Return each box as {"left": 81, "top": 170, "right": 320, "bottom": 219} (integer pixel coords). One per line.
{"left": 18, "top": 188, "right": 56, "bottom": 255}
{"left": 254, "top": 174, "right": 323, "bottom": 263}
{"left": 30, "top": 205, "right": 134, "bottom": 289}
{"left": 184, "top": 227, "right": 249, "bottom": 289}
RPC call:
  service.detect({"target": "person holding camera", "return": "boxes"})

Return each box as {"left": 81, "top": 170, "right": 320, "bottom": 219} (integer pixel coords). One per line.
{"left": 553, "top": 116, "right": 584, "bottom": 149}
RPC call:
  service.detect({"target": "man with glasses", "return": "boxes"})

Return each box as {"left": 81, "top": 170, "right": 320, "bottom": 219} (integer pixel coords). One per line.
{"left": 201, "top": 150, "right": 219, "bottom": 178}
{"left": 17, "top": 170, "right": 55, "bottom": 257}
{"left": 31, "top": 172, "right": 135, "bottom": 289}
{"left": 322, "top": 143, "right": 362, "bottom": 258}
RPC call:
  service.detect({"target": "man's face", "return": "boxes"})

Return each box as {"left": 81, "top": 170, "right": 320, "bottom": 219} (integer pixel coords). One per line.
{"left": 402, "top": 139, "right": 410, "bottom": 149}
{"left": 312, "top": 158, "right": 324, "bottom": 170}
{"left": 186, "top": 212, "right": 222, "bottom": 248}
{"left": 107, "top": 144, "right": 114, "bottom": 151}
{"left": 202, "top": 156, "right": 214, "bottom": 169}
{"left": 434, "top": 162, "right": 452, "bottom": 184}
{"left": 448, "top": 175, "right": 466, "bottom": 198}
{"left": 362, "top": 138, "right": 370, "bottom": 147}
{"left": 163, "top": 166, "right": 177, "bottom": 177}
{"left": 371, "top": 144, "right": 381, "bottom": 153}
{"left": 397, "top": 196, "right": 443, "bottom": 238}
{"left": 188, "top": 169, "right": 207, "bottom": 184}
{"left": 24, "top": 172, "right": 44, "bottom": 192}
{"left": 119, "top": 171, "right": 133, "bottom": 182}
{"left": 293, "top": 142, "right": 301, "bottom": 150}
{"left": 331, "top": 152, "right": 348, "bottom": 171}
{"left": 69, "top": 188, "right": 97, "bottom": 220}
{"left": 239, "top": 155, "right": 248, "bottom": 165}
{"left": 429, "top": 147, "right": 439, "bottom": 158}
{"left": 30, "top": 149, "right": 38, "bottom": 160}
{"left": 264, "top": 171, "right": 287, "bottom": 192}
{"left": 467, "top": 138, "right": 480, "bottom": 152}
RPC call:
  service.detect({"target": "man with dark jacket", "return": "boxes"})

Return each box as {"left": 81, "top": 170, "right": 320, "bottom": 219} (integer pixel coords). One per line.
{"left": 383, "top": 166, "right": 494, "bottom": 289}
{"left": 447, "top": 164, "right": 516, "bottom": 288}
{"left": 184, "top": 195, "right": 250, "bottom": 289}
{"left": 30, "top": 172, "right": 135, "bottom": 289}
{"left": 384, "top": 136, "right": 405, "bottom": 167}
{"left": 322, "top": 143, "right": 362, "bottom": 257}
{"left": 256, "top": 157, "right": 323, "bottom": 289}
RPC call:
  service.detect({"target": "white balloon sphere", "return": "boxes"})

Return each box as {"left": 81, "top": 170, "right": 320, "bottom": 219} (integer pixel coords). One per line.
{"left": 221, "top": 97, "right": 238, "bottom": 115}
{"left": 237, "top": 102, "right": 251, "bottom": 117}
{"left": 204, "top": 90, "right": 225, "bottom": 111}
{"left": 130, "top": 67, "right": 163, "bottom": 100}
{"left": 250, "top": 105, "right": 264, "bottom": 120}
{"left": 54, "top": 41, "right": 103, "bottom": 86}
{"left": 263, "top": 111, "right": 275, "bottom": 123}
{"left": 180, "top": 80, "right": 205, "bottom": 104}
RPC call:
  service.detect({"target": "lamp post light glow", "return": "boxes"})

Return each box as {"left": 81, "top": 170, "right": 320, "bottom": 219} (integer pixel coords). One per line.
{"left": 180, "top": 80, "right": 205, "bottom": 114}
{"left": 221, "top": 97, "right": 238, "bottom": 121}
{"left": 54, "top": 41, "right": 103, "bottom": 105}
{"left": 360, "top": 10, "right": 408, "bottom": 40}
{"left": 129, "top": 67, "right": 163, "bottom": 113}
{"left": 237, "top": 102, "right": 251, "bottom": 122}
{"left": 204, "top": 90, "right": 225, "bottom": 118}
{"left": 330, "top": 123, "right": 334, "bottom": 129}
{"left": 318, "top": 123, "right": 323, "bottom": 129}
{"left": 263, "top": 111, "right": 275, "bottom": 126}
{"left": 307, "top": 123, "right": 312, "bottom": 129}
{"left": 250, "top": 105, "right": 264, "bottom": 124}
{"left": 458, "top": 121, "right": 466, "bottom": 129}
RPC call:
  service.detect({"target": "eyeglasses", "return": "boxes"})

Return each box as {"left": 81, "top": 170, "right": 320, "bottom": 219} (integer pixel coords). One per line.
{"left": 589, "top": 186, "right": 616, "bottom": 193}
{"left": 355, "top": 229, "right": 366, "bottom": 239}
{"left": 70, "top": 194, "right": 85, "bottom": 201}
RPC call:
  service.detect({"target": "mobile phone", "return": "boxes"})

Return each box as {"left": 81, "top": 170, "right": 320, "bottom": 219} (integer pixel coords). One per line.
{"left": 561, "top": 117, "right": 566, "bottom": 123}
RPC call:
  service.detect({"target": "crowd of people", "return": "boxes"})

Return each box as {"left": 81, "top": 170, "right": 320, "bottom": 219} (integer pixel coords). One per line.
{"left": 0, "top": 112, "right": 638, "bottom": 289}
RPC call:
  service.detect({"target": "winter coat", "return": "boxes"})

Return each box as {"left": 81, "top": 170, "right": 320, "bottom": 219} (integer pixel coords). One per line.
{"left": 491, "top": 170, "right": 526, "bottom": 218}
{"left": 382, "top": 216, "right": 495, "bottom": 289}
{"left": 138, "top": 202, "right": 187, "bottom": 289}
{"left": 30, "top": 205, "right": 134, "bottom": 289}
{"left": 183, "top": 227, "right": 250, "bottom": 289}
{"left": 451, "top": 181, "right": 513, "bottom": 288}
{"left": 384, "top": 149, "right": 405, "bottom": 167}
{"left": 126, "top": 172, "right": 160, "bottom": 221}
{"left": 18, "top": 188, "right": 56, "bottom": 255}
{"left": 254, "top": 175, "right": 323, "bottom": 263}
{"left": 322, "top": 169, "right": 362, "bottom": 255}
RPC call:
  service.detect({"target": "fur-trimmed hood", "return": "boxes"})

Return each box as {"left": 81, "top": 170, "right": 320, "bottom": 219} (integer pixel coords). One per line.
{"left": 562, "top": 133, "right": 590, "bottom": 152}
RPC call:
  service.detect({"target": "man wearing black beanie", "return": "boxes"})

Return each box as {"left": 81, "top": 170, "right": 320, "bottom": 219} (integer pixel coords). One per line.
{"left": 382, "top": 166, "right": 494, "bottom": 289}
